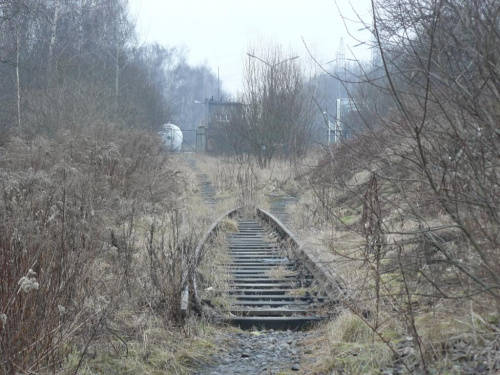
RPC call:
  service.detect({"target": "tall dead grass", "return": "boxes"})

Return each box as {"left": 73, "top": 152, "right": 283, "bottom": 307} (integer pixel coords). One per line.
{"left": 190, "top": 154, "right": 307, "bottom": 209}
{"left": 0, "top": 125, "right": 208, "bottom": 374}
{"left": 288, "top": 127, "right": 500, "bottom": 372}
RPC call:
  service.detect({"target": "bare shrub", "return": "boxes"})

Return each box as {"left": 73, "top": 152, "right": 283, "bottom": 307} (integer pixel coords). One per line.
{"left": 0, "top": 124, "right": 195, "bottom": 373}
{"left": 298, "top": 1, "right": 500, "bottom": 370}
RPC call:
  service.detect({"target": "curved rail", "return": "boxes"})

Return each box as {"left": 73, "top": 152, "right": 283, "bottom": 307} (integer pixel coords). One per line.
{"left": 184, "top": 207, "right": 242, "bottom": 313}
{"left": 257, "top": 208, "right": 344, "bottom": 302}
{"left": 194, "top": 207, "right": 346, "bottom": 329}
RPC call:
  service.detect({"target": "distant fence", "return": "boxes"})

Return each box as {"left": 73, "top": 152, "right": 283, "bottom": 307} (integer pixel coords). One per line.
{"left": 179, "top": 128, "right": 214, "bottom": 153}
{"left": 180, "top": 129, "right": 197, "bottom": 152}
{"left": 178, "top": 128, "right": 221, "bottom": 153}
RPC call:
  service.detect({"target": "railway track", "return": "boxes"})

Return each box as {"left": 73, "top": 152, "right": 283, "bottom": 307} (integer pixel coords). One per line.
{"left": 200, "top": 209, "right": 338, "bottom": 330}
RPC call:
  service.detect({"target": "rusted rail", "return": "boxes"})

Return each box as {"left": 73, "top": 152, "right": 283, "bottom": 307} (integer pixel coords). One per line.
{"left": 183, "top": 207, "right": 242, "bottom": 313}
{"left": 195, "top": 208, "right": 344, "bottom": 329}
{"left": 257, "top": 208, "right": 345, "bottom": 302}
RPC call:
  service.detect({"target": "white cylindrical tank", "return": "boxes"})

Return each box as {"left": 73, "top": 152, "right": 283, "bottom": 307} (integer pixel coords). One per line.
{"left": 160, "top": 123, "right": 183, "bottom": 152}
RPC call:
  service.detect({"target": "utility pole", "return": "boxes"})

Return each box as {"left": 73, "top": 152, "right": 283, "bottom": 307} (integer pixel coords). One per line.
{"left": 336, "top": 37, "right": 346, "bottom": 98}
{"left": 246, "top": 54, "right": 299, "bottom": 93}
{"left": 323, "top": 111, "right": 331, "bottom": 144}
{"left": 334, "top": 38, "right": 346, "bottom": 142}
{"left": 246, "top": 53, "right": 299, "bottom": 68}
{"left": 246, "top": 53, "right": 299, "bottom": 109}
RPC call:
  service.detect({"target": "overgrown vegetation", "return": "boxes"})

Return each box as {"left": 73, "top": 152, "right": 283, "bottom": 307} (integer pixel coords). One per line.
{"left": 192, "top": 154, "right": 304, "bottom": 207}
{"left": 0, "top": 1, "right": 233, "bottom": 372}
{"left": 0, "top": 125, "right": 226, "bottom": 373}
{"left": 211, "top": 42, "right": 317, "bottom": 167}
{"left": 285, "top": 0, "right": 500, "bottom": 373}
{"left": 2, "top": 0, "right": 499, "bottom": 373}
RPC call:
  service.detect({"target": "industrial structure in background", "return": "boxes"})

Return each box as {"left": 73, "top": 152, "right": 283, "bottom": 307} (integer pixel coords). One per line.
{"left": 329, "top": 31, "right": 383, "bottom": 144}
{"left": 325, "top": 99, "right": 358, "bottom": 144}
{"left": 168, "top": 98, "right": 242, "bottom": 153}
{"left": 327, "top": 38, "right": 360, "bottom": 144}
{"left": 159, "top": 123, "right": 183, "bottom": 152}
{"left": 196, "top": 97, "right": 243, "bottom": 152}
{"left": 322, "top": 38, "right": 349, "bottom": 145}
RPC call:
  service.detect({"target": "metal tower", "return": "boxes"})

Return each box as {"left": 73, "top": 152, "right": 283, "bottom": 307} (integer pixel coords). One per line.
{"left": 371, "top": 30, "right": 381, "bottom": 70}
{"left": 335, "top": 37, "right": 346, "bottom": 98}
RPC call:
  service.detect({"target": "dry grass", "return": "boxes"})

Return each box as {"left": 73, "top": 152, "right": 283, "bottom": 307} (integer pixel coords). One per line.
{"left": 0, "top": 125, "right": 246, "bottom": 374}
{"left": 188, "top": 154, "right": 307, "bottom": 209}
{"left": 304, "top": 312, "right": 394, "bottom": 375}
{"left": 279, "top": 129, "right": 500, "bottom": 372}
{"left": 61, "top": 317, "right": 221, "bottom": 375}
{"left": 267, "top": 266, "right": 298, "bottom": 278}
{"left": 197, "top": 230, "right": 234, "bottom": 314}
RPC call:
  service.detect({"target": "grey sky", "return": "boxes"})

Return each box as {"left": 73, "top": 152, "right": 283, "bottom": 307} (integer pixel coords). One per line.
{"left": 129, "top": 0, "right": 373, "bottom": 95}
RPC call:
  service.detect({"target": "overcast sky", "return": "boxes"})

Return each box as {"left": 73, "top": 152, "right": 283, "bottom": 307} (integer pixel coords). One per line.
{"left": 129, "top": 0, "right": 373, "bottom": 95}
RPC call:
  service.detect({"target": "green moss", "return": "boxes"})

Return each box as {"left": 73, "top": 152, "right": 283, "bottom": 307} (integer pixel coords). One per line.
{"left": 340, "top": 214, "right": 358, "bottom": 224}
{"left": 485, "top": 312, "right": 499, "bottom": 326}
{"left": 379, "top": 273, "right": 403, "bottom": 295}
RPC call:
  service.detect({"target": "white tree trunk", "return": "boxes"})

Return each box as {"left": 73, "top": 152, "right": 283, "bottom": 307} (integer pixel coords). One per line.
{"left": 48, "top": 0, "right": 62, "bottom": 75}
{"left": 16, "top": 34, "right": 21, "bottom": 127}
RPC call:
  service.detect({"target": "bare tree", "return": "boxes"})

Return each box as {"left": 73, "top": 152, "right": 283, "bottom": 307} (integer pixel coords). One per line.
{"left": 230, "top": 43, "right": 315, "bottom": 167}
{"left": 367, "top": 0, "right": 500, "bottom": 295}
{"left": 300, "top": 0, "right": 500, "bottom": 371}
